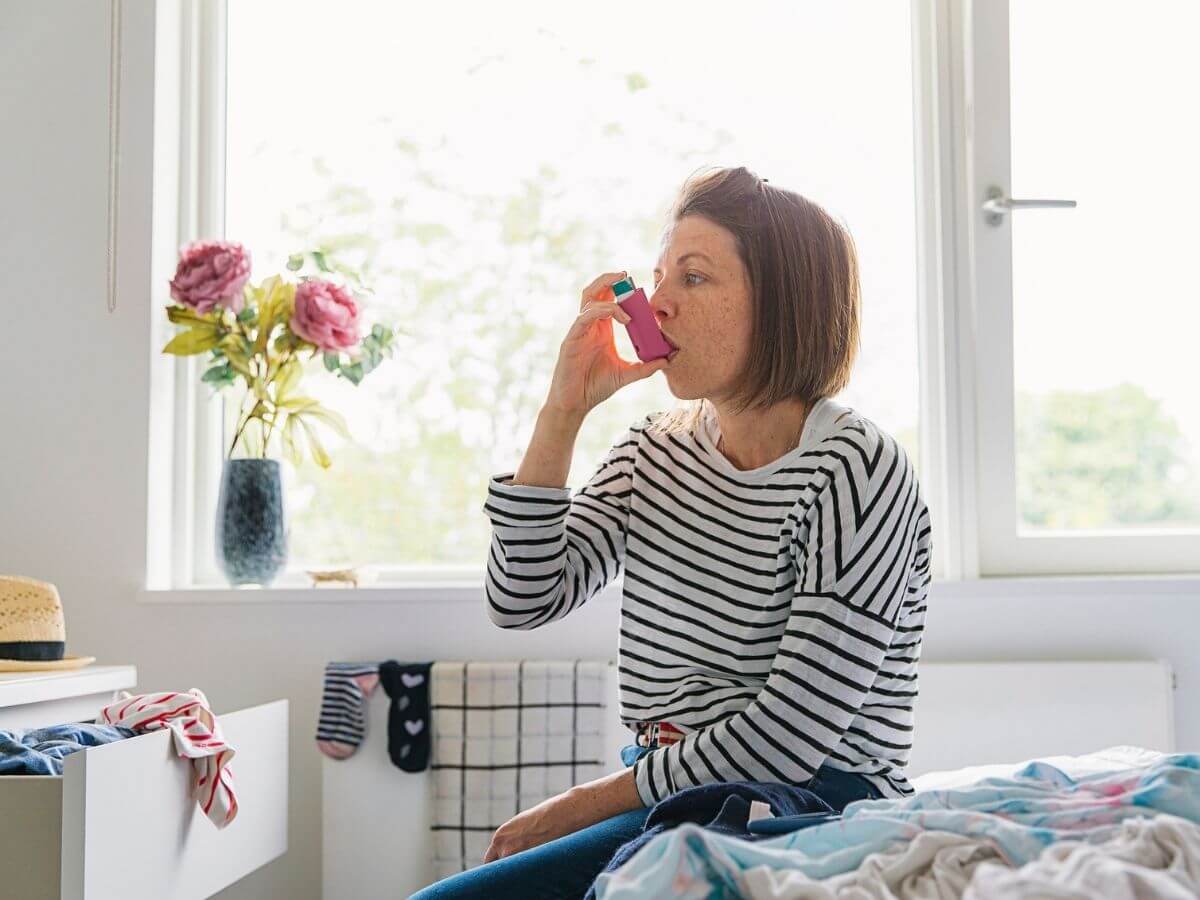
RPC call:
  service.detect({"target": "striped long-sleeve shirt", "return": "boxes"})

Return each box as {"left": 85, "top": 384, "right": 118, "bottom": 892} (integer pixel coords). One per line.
{"left": 482, "top": 397, "right": 932, "bottom": 805}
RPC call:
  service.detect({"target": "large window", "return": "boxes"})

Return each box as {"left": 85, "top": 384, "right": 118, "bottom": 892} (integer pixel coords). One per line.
{"left": 167, "top": 0, "right": 1200, "bottom": 586}
{"left": 220, "top": 0, "right": 921, "bottom": 579}
{"left": 971, "top": 0, "right": 1200, "bottom": 574}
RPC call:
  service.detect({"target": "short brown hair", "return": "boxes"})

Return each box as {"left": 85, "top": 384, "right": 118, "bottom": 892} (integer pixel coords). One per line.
{"left": 650, "top": 166, "right": 861, "bottom": 434}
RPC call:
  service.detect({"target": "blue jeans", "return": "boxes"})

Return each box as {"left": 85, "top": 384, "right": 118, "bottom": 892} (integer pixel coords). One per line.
{"left": 408, "top": 744, "right": 880, "bottom": 899}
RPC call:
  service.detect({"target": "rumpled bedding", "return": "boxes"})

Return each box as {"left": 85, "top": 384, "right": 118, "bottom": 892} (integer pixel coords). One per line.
{"left": 593, "top": 749, "right": 1200, "bottom": 899}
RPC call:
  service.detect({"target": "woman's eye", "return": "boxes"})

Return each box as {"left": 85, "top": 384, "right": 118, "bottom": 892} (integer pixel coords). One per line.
{"left": 685, "top": 272, "right": 704, "bottom": 286}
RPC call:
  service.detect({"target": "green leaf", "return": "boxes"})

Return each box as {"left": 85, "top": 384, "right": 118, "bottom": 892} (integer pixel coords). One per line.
{"left": 274, "top": 357, "right": 303, "bottom": 402}
{"left": 299, "top": 404, "right": 350, "bottom": 440}
{"left": 297, "top": 416, "right": 332, "bottom": 469}
{"left": 254, "top": 276, "right": 295, "bottom": 356}
{"left": 323, "top": 352, "right": 340, "bottom": 373}
{"left": 219, "top": 333, "right": 253, "bottom": 377}
{"left": 163, "top": 328, "right": 222, "bottom": 355}
{"left": 371, "top": 324, "right": 387, "bottom": 341}
{"left": 236, "top": 305, "right": 257, "bottom": 323}
{"left": 286, "top": 253, "right": 304, "bottom": 272}
{"left": 282, "top": 414, "right": 305, "bottom": 466}
{"left": 277, "top": 396, "right": 320, "bottom": 411}
{"left": 340, "top": 362, "right": 364, "bottom": 385}
{"left": 311, "top": 250, "right": 331, "bottom": 273}
{"left": 201, "top": 363, "right": 234, "bottom": 385}
{"left": 166, "top": 306, "right": 219, "bottom": 327}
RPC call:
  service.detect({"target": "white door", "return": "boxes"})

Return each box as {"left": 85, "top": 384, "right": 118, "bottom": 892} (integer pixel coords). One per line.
{"left": 967, "top": 0, "right": 1200, "bottom": 575}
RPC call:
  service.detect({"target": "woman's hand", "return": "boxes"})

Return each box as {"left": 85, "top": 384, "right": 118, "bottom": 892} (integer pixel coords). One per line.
{"left": 482, "top": 768, "right": 644, "bottom": 863}
{"left": 544, "top": 271, "right": 673, "bottom": 420}
{"left": 482, "top": 789, "right": 588, "bottom": 863}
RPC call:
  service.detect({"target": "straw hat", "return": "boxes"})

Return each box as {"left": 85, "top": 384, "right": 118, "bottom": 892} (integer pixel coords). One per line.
{"left": 0, "top": 575, "right": 95, "bottom": 672}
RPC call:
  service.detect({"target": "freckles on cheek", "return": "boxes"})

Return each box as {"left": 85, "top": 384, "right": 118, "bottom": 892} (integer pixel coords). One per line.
{"left": 711, "top": 306, "right": 745, "bottom": 366}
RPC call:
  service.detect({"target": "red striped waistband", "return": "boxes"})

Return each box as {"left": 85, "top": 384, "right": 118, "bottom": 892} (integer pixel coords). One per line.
{"left": 636, "top": 721, "right": 685, "bottom": 747}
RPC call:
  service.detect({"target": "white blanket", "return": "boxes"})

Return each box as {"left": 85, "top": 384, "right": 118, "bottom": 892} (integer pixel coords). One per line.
{"left": 740, "top": 830, "right": 1003, "bottom": 899}
{"left": 967, "top": 814, "right": 1200, "bottom": 900}
{"left": 595, "top": 748, "right": 1200, "bottom": 900}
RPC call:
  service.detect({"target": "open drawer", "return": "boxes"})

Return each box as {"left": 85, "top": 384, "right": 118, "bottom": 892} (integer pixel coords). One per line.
{"left": 0, "top": 699, "right": 288, "bottom": 899}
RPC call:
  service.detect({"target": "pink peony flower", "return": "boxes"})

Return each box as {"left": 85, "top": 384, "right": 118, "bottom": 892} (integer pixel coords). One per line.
{"left": 169, "top": 240, "right": 252, "bottom": 314}
{"left": 290, "top": 279, "right": 362, "bottom": 352}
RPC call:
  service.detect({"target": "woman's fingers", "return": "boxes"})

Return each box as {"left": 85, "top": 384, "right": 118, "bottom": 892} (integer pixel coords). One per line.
{"left": 566, "top": 302, "right": 630, "bottom": 341}
{"left": 580, "top": 300, "right": 630, "bottom": 323}
{"left": 580, "top": 271, "right": 628, "bottom": 310}
{"left": 618, "top": 356, "right": 670, "bottom": 386}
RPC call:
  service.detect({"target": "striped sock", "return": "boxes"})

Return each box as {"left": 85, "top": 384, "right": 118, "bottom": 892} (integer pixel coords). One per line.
{"left": 316, "top": 662, "right": 380, "bottom": 759}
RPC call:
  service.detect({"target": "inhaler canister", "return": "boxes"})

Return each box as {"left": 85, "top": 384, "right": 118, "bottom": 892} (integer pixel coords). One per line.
{"left": 611, "top": 277, "right": 674, "bottom": 362}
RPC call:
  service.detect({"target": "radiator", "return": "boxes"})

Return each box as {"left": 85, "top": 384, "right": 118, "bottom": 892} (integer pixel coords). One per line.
{"left": 322, "top": 661, "right": 628, "bottom": 900}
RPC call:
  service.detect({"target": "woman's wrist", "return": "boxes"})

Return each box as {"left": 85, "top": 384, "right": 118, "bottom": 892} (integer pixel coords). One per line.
{"left": 510, "top": 403, "right": 586, "bottom": 489}
{"left": 538, "top": 401, "right": 588, "bottom": 433}
{"left": 569, "top": 767, "right": 645, "bottom": 822}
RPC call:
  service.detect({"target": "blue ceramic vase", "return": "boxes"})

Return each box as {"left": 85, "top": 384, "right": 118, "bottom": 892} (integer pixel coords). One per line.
{"left": 215, "top": 459, "right": 288, "bottom": 587}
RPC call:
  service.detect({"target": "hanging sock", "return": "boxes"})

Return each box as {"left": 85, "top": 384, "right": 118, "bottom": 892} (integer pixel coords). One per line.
{"left": 378, "top": 660, "right": 433, "bottom": 772}
{"left": 316, "top": 662, "right": 380, "bottom": 759}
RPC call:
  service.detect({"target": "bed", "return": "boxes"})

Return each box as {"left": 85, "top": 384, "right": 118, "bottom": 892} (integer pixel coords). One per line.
{"left": 592, "top": 660, "right": 1188, "bottom": 898}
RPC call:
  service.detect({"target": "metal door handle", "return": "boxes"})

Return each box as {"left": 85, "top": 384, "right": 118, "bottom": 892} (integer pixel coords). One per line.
{"left": 982, "top": 185, "right": 1077, "bottom": 226}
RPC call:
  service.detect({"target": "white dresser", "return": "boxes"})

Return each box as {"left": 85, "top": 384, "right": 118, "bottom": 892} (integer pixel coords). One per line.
{"left": 0, "top": 665, "right": 289, "bottom": 899}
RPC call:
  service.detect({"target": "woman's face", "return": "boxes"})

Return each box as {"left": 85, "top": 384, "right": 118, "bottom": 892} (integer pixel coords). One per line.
{"left": 652, "top": 214, "right": 754, "bottom": 403}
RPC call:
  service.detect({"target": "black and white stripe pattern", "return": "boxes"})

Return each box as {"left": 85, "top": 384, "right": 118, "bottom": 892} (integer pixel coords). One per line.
{"left": 483, "top": 398, "right": 931, "bottom": 804}
{"left": 315, "top": 662, "right": 380, "bottom": 757}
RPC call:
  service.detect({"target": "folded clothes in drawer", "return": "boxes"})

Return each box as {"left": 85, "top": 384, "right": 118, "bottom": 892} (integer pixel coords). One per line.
{"left": 0, "top": 700, "right": 288, "bottom": 900}
{"left": 0, "top": 722, "right": 135, "bottom": 775}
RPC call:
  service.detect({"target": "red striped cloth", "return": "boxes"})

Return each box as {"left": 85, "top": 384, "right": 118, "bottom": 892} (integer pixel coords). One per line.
{"left": 637, "top": 721, "right": 686, "bottom": 747}
{"left": 97, "top": 689, "right": 238, "bottom": 829}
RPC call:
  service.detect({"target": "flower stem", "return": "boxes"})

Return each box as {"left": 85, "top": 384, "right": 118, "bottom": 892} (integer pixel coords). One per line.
{"left": 261, "top": 347, "right": 292, "bottom": 455}
{"left": 228, "top": 397, "right": 255, "bottom": 458}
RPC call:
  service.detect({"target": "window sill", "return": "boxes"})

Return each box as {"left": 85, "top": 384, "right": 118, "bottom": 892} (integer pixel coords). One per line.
{"left": 137, "top": 573, "right": 1200, "bottom": 604}
{"left": 137, "top": 582, "right": 495, "bottom": 605}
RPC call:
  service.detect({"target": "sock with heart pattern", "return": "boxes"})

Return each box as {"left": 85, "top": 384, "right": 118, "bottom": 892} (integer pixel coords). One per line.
{"left": 378, "top": 660, "right": 433, "bottom": 772}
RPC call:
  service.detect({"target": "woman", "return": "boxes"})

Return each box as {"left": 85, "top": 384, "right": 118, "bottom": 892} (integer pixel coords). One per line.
{"left": 413, "top": 166, "right": 932, "bottom": 899}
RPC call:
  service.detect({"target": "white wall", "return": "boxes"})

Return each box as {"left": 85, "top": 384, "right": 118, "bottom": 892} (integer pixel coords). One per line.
{"left": 3, "top": 3, "right": 1199, "bottom": 898}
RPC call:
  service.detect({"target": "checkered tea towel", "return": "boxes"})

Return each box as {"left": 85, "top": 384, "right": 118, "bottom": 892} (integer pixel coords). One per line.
{"left": 429, "top": 660, "right": 611, "bottom": 877}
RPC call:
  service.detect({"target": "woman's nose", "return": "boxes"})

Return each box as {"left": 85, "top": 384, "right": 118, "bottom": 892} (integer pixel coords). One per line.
{"left": 649, "top": 287, "right": 673, "bottom": 318}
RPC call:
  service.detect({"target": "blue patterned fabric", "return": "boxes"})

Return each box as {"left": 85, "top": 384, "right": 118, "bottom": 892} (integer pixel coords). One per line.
{"left": 0, "top": 722, "right": 136, "bottom": 775}
{"left": 592, "top": 752, "right": 1200, "bottom": 898}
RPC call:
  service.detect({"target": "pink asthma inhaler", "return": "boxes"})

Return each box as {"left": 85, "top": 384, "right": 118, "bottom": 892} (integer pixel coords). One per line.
{"left": 611, "top": 277, "right": 675, "bottom": 362}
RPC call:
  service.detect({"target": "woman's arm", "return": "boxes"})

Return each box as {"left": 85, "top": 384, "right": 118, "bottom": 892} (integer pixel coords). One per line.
{"left": 482, "top": 271, "right": 668, "bottom": 631}
{"left": 483, "top": 767, "right": 644, "bottom": 862}
{"left": 509, "top": 404, "right": 585, "bottom": 489}
{"left": 506, "top": 268, "right": 668, "bottom": 489}
{"left": 631, "top": 433, "right": 931, "bottom": 805}
{"left": 483, "top": 419, "right": 646, "bottom": 630}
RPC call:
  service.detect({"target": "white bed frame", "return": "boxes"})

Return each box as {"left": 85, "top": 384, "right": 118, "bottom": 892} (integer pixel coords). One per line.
{"left": 323, "top": 659, "right": 1176, "bottom": 900}
{"left": 907, "top": 660, "right": 1175, "bottom": 777}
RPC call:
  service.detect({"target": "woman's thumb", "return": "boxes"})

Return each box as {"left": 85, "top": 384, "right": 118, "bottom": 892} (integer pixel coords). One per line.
{"left": 622, "top": 357, "right": 669, "bottom": 385}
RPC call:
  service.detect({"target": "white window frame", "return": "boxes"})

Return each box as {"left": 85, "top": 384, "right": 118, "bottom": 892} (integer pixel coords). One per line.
{"left": 146, "top": 0, "right": 1199, "bottom": 592}
{"left": 143, "top": 0, "right": 228, "bottom": 591}
{"left": 968, "top": 0, "right": 1200, "bottom": 575}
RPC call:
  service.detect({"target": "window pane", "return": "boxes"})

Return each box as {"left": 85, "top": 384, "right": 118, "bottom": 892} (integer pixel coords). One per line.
{"left": 224, "top": 0, "right": 919, "bottom": 572}
{"left": 1010, "top": 1, "right": 1200, "bottom": 532}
